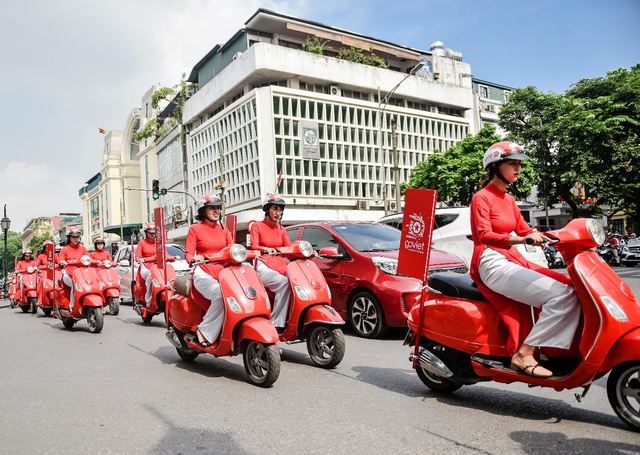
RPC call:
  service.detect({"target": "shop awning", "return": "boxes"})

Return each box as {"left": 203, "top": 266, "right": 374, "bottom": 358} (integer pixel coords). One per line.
{"left": 103, "top": 223, "right": 143, "bottom": 241}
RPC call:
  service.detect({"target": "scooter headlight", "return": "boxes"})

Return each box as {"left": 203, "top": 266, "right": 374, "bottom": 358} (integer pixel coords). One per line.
{"left": 229, "top": 244, "right": 248, "bottom": 263}
{"left": 27, "top": 266, "right": 36, "bottom": 273}
{"left": 80, "top": 255, "right": 92, "bottom": 266}
{"left": 587, "top": 219, "right": 606, "bottom": 246}
{"left": 102, "top": 260, "right": 112, "bottom": 268}
{"left": 298, "top": 241, "right": 314, "bottom": 258}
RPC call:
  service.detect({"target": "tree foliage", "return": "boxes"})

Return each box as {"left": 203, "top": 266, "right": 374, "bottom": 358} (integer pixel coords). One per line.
{"left": 26, "top": 230, "right": 54, "bottom": 257}
{"left": 337, "top": 43, "right": 388, "bottom": 69}
{"left": 405, "top": 124, "right": 535, "bottom": 205}
{"left": 499, "top": 65, "right": 640, "bottom": 227}
{"left": 0, "top": 231, "right": 23, "bottom": 275}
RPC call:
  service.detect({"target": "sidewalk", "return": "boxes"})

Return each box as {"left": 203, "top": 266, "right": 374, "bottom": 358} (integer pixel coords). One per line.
{"left": 0, "top": 298, "right": 10, "bottom": 309}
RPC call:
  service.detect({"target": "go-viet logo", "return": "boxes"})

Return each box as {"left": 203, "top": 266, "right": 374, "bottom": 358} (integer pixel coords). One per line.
{"left": 404, "top": 213, "right": 426, "bottom": 253}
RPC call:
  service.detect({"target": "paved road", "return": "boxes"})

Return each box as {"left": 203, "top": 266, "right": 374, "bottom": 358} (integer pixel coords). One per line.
{"left": 0, "top": 267, "right": 639, "bottom": 454}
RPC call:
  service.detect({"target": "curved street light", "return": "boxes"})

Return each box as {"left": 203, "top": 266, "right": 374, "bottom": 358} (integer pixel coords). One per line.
{"left": 378, "top": 61, "right": 425, "bottom": 215}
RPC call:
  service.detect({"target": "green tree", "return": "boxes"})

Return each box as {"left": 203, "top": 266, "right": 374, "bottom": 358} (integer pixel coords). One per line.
{"left": 0, "top": 231, "right": 23, "bottom": 275}
{"left": 499, "top": 65, "right": 640, "bottom": 226}
{"left": 26, "top": 231, "right": 54, "bottom": 257}
{"left": 405, "top": 124, "right": 535, "bottom": 205}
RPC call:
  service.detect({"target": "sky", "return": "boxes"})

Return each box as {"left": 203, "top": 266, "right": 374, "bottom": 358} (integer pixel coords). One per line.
{"left": 1, "top": 0, "right": 638, "bottom": 232}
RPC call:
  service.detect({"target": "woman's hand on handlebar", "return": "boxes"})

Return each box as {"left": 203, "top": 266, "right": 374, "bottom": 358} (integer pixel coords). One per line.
{"left": 261, "top": 247, "right": 278, "bottom": 255}
{"left": 524, "top": 232, "right": 551, "bottom": 247}
{"left": 191, "top": 254, "right": 205, "bottom": 264}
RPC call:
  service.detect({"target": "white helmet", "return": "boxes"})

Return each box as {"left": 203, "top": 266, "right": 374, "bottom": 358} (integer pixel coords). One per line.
{"left": 483, "top": 141, "right": 531, "bottom": 169}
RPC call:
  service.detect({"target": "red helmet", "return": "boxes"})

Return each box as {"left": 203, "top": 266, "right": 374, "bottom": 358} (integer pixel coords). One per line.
{"left": 143, "top": 223, "right": 156, "bottom": 233}
{"left": 94, "top": 237, "right": 105, "bottom": 246}
{"left": 197, "top": 194, "right": 222, "bottom": 212}
{"left": 23, "top": 248, "right": 32, "bottom": 256}
{"left": 483, "top": 141, "right": 530, "bottom": 169}
{"left": 262, "top": 194, "right": 286, "bottom": 212}
{"left": 68, "top": 227, "right": 82, "bottom": 237}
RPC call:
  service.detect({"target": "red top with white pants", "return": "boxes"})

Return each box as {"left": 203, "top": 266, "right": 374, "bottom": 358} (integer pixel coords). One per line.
{"left": 185, "top": 221, "right": 233, "bottom": 279}
{"left": 250, "top": 220, "right": 290, "bottom": 275}
{"left": 59, "top": 244, "right": 88, "bottom": 274}
{"left": 470, "top": 183, "right": 571, "bottom": 353}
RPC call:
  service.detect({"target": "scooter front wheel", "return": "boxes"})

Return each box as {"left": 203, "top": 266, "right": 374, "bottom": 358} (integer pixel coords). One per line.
{"left": 108, "top": 297, "right": 120, "bottom": 316}
{"left": 29, "top": 297, "right": 38, "bottom": 314}
{"left": 607, "top": 361, "right": 640, "bottom": 432}
{"left": 306, "top": 325, "right": 345, "bottom": 368}
{"left": 243, "top": 341, "right": 280, "bottom": 387}
{"left": 87, "top": 307, "right": 104, "bottom": 334}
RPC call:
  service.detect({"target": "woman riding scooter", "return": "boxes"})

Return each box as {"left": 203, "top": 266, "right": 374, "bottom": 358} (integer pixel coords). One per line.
{"left": 470, "top": 141, "right": 581, "bottom": 378}
{"left": 135, "top": 223, "right": 158, "bottom": 309}
{"left": 185, "top": 194, "right": 233, "bottom": 347}
{"left": 15, "top": 249, "right": 36, "bottom": 304}
{"left": 250, "top": 194, "right": 292, "bottom": 331}
{"left": 36, "top": 241, "right": 58, "bottom": 269}
{"left": 90, "top": 238, "right": 112, "bottom": 262}
{"left": 59, "top": 227, "right": 88, "bottom": 312}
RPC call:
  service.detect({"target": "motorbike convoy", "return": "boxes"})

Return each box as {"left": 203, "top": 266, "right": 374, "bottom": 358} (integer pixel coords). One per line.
{"left": 5, "top": 197, "right": 639, "bottom": 431}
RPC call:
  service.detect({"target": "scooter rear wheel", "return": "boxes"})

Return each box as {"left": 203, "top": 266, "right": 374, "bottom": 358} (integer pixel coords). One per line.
{"left": 607, "top": 361, "right": 640, "bottom": 432}
{"left": 415, "top": 342, "right": 462, "bottom": 393}
{"left": 307, "top": 325, "right": 345, "bottom": 368}
{"left": 62, "top": 318, "right": 75, "bottom": 329}
{"left": 243, "top": 341, "right": 280, "bottom": 387}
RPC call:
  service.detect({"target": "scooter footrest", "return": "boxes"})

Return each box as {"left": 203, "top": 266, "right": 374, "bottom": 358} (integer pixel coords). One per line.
{"left": 470, "top": 354, "right": 511, "bottom": 371}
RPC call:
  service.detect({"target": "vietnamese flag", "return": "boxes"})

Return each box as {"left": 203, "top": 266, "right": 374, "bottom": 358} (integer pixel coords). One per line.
{"left": 98, "top": 128, "right": 107, "bottom": 134}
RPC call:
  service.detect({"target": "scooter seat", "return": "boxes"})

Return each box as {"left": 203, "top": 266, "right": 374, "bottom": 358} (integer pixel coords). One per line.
{"left": 428, "top": 273, "right": 488, "bottom": 302}
{"left": 174, "top": 274, "right": 191, "bottom": 298}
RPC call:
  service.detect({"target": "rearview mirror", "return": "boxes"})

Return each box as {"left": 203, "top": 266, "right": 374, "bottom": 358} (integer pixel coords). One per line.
{"left": 318, "top": 246, "right": 342, "bottom": 258}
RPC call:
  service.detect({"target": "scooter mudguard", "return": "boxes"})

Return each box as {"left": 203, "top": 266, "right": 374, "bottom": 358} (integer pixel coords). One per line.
{"left": 600, "top": 328, "right": 640, "bottom": 372}
{"left": 238, "top": 318, "right": 280, "bottom": 345}
{"left": 105, "top": 288, "right": 119, "bottom": 298}
{"left": 82, "top": 294, "right": 104, "bottom": 309}
{"left": 303, "top": 305, "right": 344, "bottom": 327}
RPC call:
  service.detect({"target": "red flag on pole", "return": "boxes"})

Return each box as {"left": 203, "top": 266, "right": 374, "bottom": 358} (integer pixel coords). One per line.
{"left": 98, "top": 128, "right": 107, "bottom": 134}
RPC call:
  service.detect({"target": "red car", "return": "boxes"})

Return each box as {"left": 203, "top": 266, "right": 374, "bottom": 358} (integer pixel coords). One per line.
{"left": 286, "top": 221, "right": 468, "bottom": 338}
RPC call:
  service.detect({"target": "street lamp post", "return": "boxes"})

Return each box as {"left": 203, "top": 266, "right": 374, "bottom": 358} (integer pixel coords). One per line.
{"left": 378, "top": 61, "right": 425, "bottom": 215}
{"left": 1, "top": 205, "right": 11, "bottom": 298}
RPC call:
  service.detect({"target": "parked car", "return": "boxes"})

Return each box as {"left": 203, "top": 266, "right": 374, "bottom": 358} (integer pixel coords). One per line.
{"left": 377, "top": 207, "right": 549, "bottom": 268}
{"left": 621, "top": 238, "right": 640, "bottom": 267}
{"left": 114, "top": 244, "right": 191, "bottom": 303}
{"left": 286, "top": 221, "right": 468, "bottom": 338}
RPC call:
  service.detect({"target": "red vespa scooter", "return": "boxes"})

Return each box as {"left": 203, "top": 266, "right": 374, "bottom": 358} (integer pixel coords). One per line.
{"left": 132, "top": 259, "right": 176, "bottom": 324}
{"left": 405, "top": 218, "right": 640, "bottom": 432}
{"left": 54, "top": 256, "right": 106, "bottom": 333}
{"left": 16, "top": 266, "right": 39, "bottom": 314}
{"left": 8, "top": 272, "right": 18, "bottom": 308}
{"left": 96, "top": 260, "right": 121, "bottom": 316}
{"left": 165, "top": 244, "right": 281, "bottom": 387}
{"left": 264, "top": 240, "right": 346, "bottom": 368}
{"left": 37, "top": 242, "right": 60, "bottom": 317}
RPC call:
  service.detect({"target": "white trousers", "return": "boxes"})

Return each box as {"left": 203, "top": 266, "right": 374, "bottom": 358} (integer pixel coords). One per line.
{"left": 256, "top": 261, "right": 291, "bottom": 327}
{"left": 62, "top": 271, "right": 75, "bottom": 310}
{"left": 139, "top": 266, "right": 153, "bottom": 305}
{"left": 478, "top": 248, "right": 581, "bottom": 349}
{"left": 193, "top": 266, "right": 224, "bottom": 344}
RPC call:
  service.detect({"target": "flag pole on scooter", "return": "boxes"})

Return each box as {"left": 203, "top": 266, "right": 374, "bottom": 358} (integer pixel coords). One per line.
{"left": 397, "top": 189, "right": 438, "bottom": 368}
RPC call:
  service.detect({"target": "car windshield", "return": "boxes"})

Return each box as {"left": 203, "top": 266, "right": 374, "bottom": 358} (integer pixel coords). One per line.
{"left": 166, "top": 245, "right": 185, "bottom": 260}
{"left": 332, "top": 223, "right": 400, "bottom": 252}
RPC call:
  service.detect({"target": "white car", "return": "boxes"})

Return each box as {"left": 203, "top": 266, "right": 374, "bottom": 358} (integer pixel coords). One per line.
{"left": 114, "top": 243, "right": 191, "bottom": 302}
{"left": 377, "top": 207, "right": 548, "bottom": 268}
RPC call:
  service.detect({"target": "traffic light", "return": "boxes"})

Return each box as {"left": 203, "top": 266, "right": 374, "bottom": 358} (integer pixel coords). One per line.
{"left": 152, "top": 179, "right": 160, "bottom": 200}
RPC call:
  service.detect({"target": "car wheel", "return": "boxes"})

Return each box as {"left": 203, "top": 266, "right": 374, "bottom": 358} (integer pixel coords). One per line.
{"left": 623, "top": 261, "right": 636, "bottom": 267}
{"left": 348, "top": 291, "right": 388, "bottom": 338}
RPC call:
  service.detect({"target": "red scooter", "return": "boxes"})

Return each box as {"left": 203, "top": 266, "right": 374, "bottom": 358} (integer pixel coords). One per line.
{"left": 263, "top": 240, "right": 346, "bottom": 368}
{"left": 405, "top": 218, "right": 640, "bottom": 432}
{"left": 165, "top": 244, "right": 281, "bottom": 387}
{"left": 54, "top": 256, "right": 106, "bottom": 333}
{"left": 8, "top": 273, "right": 18, "bottom": 308}
{"left": 132, "top": 259, "right": 176, "bottom": 324}
{"left": 15, "top": 267, "right": 39, "bottom": 314}
{"left": 96, "top": 260, "right": 121, "bottom": 316}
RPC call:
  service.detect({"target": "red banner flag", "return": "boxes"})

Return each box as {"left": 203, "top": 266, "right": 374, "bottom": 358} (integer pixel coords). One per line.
{"left": 98, "top": 128, "right": 107, "bottom": 134}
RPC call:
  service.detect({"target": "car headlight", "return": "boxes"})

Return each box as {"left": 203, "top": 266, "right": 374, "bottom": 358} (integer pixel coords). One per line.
{"left": 372, "top": 256, "right": 398, "bottom": 275}
{"left": 298, "top": 241, "right": 314, "bottom": 258}
{"left": 587, "top": 219, "right": 606, "bottom": 246}
{"left": 80, "top": 255, "right": 92, "bottom": 266}
{"left": 230, "top": 244, "right": 248, "bottom": 263}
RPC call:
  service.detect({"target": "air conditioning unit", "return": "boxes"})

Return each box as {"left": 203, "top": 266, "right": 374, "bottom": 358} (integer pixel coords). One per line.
{"left": 232, "top": 51, "right": 242, "bottom": 61}
{"left": 329, "top": 85, "right": 341, "bottom": 96}
{"left": 357, "top": 200, "right": 369, "bottom": 210}
{"left": 386, "top": 200, "right": 398, "bottom": 213}
{"left": 173, "top": 204, "right": 187, "bottom": 223}
{"left": 429, "top": 106, "right": 438, "bottom": 113}
{"left": 486, "top": 104, "right": 496, "bottom": 113}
